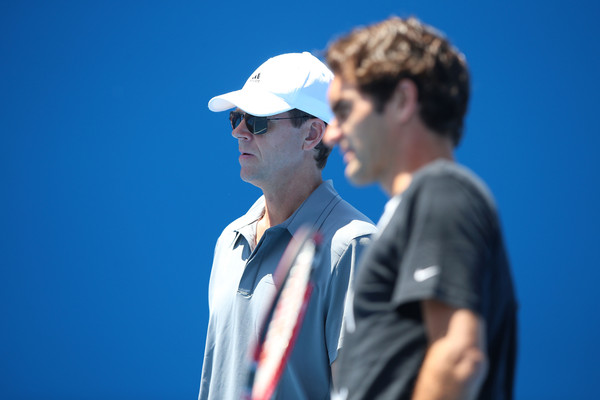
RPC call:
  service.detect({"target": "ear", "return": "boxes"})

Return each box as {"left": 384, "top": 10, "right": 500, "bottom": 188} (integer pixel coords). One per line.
{"left": 386, "top": 79, "right": 419, "bottom": 125}
{"left": 302, "top": 119, "right": 326, "bottom": 151}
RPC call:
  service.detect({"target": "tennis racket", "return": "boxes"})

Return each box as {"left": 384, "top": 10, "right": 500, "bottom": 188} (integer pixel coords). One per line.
{"left": 243, "top": 226, "right": 322, "bottom": 400}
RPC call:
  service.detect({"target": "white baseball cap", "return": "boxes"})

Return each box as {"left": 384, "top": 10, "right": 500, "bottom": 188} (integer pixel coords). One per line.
{"left": 208, "top": 52, "right": 334, "bottom": 123}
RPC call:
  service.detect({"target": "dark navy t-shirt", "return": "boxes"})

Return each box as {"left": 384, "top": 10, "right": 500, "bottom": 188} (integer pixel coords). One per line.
{"left": 335, "top": 160, "right": 517, "bottom": 400}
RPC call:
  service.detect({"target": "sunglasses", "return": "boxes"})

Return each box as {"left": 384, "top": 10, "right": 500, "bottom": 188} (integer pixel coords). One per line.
{"left": 229, "top": 111, "right": 306, "bottom": 135}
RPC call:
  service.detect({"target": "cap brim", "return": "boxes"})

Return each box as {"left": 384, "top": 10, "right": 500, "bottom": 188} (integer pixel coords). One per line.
{"left": 208, "top": 88, "right": 293, "bottom": 117}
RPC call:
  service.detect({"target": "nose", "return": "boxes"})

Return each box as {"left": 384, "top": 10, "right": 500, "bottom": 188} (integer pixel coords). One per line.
{"left": 323, "top": 118, "right": 342, "bottom": 147}
{"left": 231, "top": 117, "right": 252, "bottom": 141}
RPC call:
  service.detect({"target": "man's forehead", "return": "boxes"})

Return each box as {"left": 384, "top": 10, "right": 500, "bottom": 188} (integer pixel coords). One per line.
{"left": 329, "top": 76, "right": 362, "bottom": 100}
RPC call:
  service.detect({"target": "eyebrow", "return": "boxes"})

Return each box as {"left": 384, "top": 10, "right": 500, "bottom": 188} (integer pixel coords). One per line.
{"left": 332, "top": 99, "right": 352, "bottom": 113}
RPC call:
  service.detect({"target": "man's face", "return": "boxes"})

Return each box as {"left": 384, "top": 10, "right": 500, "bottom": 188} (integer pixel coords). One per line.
{"left": 231, "top": 109, "right": 306, "bottom": 189}
{"left": 324, "top": 76, "right": 390, "bottom": 186}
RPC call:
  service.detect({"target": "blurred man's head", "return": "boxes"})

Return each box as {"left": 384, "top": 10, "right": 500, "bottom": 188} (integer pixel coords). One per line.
{"left": 324, "top": 17, "right": 470, "bottom": 191}
{"left": 327, "top": 17, "right": 470, "bottom": 146}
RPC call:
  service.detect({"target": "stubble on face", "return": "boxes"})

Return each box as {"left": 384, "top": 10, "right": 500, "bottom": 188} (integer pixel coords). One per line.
{"left": 236, "top": 114, "right": 306, "bottom": 190}
{"left": 328, "top": 77, "right": 389, "bottom": 187}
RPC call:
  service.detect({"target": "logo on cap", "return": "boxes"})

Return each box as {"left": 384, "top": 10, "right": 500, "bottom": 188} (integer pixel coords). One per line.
{"left": 249, "top": 72, "right": 261, "bottom": 82}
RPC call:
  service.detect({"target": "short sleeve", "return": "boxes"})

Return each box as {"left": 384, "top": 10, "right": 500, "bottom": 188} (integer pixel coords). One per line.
{"left": 392, "top": 174, "right": 493, "bottom": 314}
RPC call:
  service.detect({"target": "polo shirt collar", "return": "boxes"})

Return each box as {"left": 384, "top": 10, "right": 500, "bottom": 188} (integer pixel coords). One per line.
{"left": 232, "top": 180, "right": 340, "bottom": 240}
{"left": 285, "top": 180, "right": 339, "bottom": 237}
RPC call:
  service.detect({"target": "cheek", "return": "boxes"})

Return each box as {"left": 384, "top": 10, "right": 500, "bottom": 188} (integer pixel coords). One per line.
{"left": 356, "top": 115, "right": 384, "bottom": 155}
{"left": 269, "top": 135, "right": 303, "bottom": 161}
{"left": 348, "top": 115, "right": 370, "bottom": 144}
{"left": 347, "top": 103, "right": 375, "bottom": 140}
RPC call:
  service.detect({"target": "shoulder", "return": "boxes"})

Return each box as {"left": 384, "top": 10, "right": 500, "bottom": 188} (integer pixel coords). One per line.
{"left": 321, "top": 197, "right": 377, "bottom": 259}
{"left": 305, "top": 180, "right": 377, "bottom": 243}
{"left": 324, "top": 194, "right": 376, "bottom": 233}
{"left": 399, "top": 160, "right": 502, "bottom": 244}
{"left": 408, "top": 160, "right": 498, "bottom": 214}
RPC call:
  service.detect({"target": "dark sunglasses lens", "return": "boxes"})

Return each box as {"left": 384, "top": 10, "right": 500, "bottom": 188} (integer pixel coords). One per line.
{"left": 243, "top": 114, "right": 268, "bottom": 135}
{"left": 229, "top": 112, "right": 243, "bottom": 130}
{"left": 229, "top": 112, "right": 268, "bottom": 135}
{"left": 244, "top": 114, "right": 255, "bottom": 134}
{"left": 251, "top": 116, "right": 268, "bottom": 135}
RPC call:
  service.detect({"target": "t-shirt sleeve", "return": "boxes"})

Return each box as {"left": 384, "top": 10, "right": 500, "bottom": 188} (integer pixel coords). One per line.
{"left": 391, "top": 174, "right": 493, "bottom": 314}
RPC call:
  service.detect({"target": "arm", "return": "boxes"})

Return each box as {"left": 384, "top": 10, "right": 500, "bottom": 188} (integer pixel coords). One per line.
{"left": 411, "top": 300, "right": 488, "bottom": 400}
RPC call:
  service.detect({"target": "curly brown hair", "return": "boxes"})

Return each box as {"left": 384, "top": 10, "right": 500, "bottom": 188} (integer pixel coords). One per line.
{"left": 326, "top": 17, "right": 470, "bottom": 146}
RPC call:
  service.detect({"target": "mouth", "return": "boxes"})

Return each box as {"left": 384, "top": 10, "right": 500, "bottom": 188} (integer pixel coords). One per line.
{"left": 343, "top": 152, "right": 354, "bottom": 165}
{"left": 239, "top": 151, "right": 255, "bottom": 160}
{"left": 340, "top": 146, "right": 354, "bottom": 164}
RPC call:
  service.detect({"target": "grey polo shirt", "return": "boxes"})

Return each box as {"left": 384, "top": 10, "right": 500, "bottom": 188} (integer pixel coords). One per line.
{"left": 199, "top": 180, "right": 376, "bottom": 400}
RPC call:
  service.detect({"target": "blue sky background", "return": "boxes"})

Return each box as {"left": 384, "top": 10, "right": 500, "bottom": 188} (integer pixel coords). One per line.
{"left": 2, "top": 1, "right": 599, "bottom": 399}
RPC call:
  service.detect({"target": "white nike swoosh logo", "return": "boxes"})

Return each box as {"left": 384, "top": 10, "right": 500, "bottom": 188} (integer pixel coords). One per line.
{"left": 331, "top": 388, "right": 348, "bottom": 400}
{"left": 414, "top": 265, "right": 440, "bottom": 282}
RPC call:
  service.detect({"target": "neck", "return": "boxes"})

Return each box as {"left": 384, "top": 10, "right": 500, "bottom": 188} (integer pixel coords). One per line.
{"left": 383, "top": 127, "right": 454, "bottom": 197}
{"left": 256, "top": 171, "right": 323, "bottom": 243}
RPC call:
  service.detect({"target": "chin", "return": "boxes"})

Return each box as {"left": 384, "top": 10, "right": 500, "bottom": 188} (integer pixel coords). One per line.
{"left": 240, "top": 173, "right": 255, "bottom": 185}
{"left": 345, "top": 168, "right": 373, "bottom": 187}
